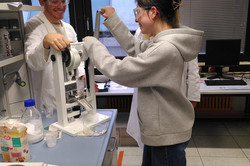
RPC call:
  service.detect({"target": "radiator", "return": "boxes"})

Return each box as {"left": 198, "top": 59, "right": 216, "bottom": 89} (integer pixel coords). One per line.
{"left": 105, "top": 96, "right": 132, "bottom": 112}
{"left": 196, "top": 96, "right": 232, "bottom": 112}
{"left": 100, "top": 95, "right": 232, "bottom": 112}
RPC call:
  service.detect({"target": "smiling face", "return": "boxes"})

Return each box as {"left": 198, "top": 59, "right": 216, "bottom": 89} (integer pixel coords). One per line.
{"left": 39, "top": 0, "right": 66, "bottom": 24}
{"left": 135, "top": 5, "right": 154, "bottom": 36}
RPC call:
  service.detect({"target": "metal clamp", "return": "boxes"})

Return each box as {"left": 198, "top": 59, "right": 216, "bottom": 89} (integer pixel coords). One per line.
{"left": 3, "top": 71, "right": 26, "bottom": 87}
{"left": 108, "top": 137, "right": 117, "bottom": 152}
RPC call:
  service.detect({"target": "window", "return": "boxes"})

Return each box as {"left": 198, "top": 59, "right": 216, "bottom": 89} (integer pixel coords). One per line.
{"left": 91, "top": 0, "right": 138, "bottom": 57}
{"left": 91, "top": 0, "right": 137, "bottom": 32}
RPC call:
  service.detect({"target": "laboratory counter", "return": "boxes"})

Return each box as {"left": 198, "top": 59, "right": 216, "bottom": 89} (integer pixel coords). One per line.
{"left": 0, "top": 109, "right": 118, "bottom": 166}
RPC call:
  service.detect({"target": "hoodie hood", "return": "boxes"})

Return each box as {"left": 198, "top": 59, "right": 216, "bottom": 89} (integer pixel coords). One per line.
{"left": 152, "top": 26, "right": 204, "bottom": 62}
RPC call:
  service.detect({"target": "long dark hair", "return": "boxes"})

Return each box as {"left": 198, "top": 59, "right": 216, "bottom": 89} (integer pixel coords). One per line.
{"left": 135, "top": 0, "right": 182, "bottom": 27}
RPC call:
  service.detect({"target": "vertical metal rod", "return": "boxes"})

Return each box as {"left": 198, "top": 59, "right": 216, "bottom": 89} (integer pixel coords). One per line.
{"left": 63, "top": 63, "right": 68, "bottom": 82}
{"left": 94, "top": 9, "right": 104, "bottom": 39}
{"left": 85, "top": 9, "right": 103, "bottom": 93}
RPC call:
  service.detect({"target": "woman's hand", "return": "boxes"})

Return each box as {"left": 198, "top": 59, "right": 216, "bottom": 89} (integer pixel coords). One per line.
{"left": 101, "top": 6, "right": 115, "bottom": 19}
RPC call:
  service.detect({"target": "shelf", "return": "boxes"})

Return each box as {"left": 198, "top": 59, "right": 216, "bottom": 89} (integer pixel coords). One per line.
{"left": 0, "top": 54, "right": 24, "bottom": 67}
{"left": 0, "top": 3, "right": 43, "bottom": 11}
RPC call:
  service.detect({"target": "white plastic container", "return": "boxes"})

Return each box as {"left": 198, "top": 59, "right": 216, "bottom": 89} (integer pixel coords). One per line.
{"left": 45, "top": 131, "right": 58, "bottom": 148}
{"left": 0, "top": 28, "right": 12, "bottom": 60}
{"left": 21, "top": 99, "right": 44, "bottom": 144}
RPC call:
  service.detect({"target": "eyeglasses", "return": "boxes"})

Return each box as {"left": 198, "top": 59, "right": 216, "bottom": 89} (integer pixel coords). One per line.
{"left": 133, "top": 6, "right": 152, "bottom": 19}
{"left": 47, "top": 0, "right": 70, "bottom": 6}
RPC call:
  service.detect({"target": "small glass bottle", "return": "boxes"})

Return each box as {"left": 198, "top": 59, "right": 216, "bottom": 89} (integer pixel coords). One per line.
{"left": 21, "top": 99, "right": 44, "bottom": 144}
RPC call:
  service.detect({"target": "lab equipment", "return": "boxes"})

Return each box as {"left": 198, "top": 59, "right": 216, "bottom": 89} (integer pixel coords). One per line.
{"left": 0, "top": 6, "right": 33, "bottom": 117}
{"left": 50, "top": 10, "right": 110, "bottom": 136}
{"left": 3, "top": 71, "right": 26, "bottom": 87}
{"left": 21, "top": 99, "right": 44, "bottom": 144}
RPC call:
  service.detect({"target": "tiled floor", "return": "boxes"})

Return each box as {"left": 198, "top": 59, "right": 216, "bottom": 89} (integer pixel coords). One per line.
{"left": 117, "top": 114, "right": 250, "bottom": 166}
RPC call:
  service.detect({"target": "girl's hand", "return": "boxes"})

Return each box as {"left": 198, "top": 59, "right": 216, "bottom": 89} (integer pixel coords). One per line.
{"left": 190, "top": 101, "right": 197, "bottom": 108}
{"left": 101, "top": 6, "right": 115, "bottom": 19}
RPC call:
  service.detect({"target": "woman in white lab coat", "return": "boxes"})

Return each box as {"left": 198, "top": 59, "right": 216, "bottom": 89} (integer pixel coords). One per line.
{"left": 24, "top": 0, "right": 85, "bottom": 117}
{"left": 126, "top": 28, "right": 201, "bottom": 148}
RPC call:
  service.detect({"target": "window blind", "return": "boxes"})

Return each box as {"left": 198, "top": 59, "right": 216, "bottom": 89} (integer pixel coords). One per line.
{"left": 180, "top": 0, "right": 249, "bottom": 53}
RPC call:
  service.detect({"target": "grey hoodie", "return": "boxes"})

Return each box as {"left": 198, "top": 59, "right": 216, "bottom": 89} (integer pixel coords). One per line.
{"left": 84, "top": 12, "right": 204, "bottom": 146}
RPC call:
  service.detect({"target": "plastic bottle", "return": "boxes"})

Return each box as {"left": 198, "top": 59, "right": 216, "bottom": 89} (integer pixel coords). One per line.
{"left": 21, "top": 99, "right": 44, "bottom": 144}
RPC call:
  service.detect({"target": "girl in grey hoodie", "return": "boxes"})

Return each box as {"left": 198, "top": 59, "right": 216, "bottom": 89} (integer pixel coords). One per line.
{"left": 83, "top": 0, "right": 203, "bottom": 165}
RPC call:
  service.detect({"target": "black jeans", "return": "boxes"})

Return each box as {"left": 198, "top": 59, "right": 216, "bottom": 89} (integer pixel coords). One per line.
{"left": 142, "top": 141, "right": 189, "bottom": 166}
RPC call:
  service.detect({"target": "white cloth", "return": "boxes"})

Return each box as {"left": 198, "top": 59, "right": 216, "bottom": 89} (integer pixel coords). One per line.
{"left": 126, "top": 28, "right": 200, "bottom": 148}
{"left": 24, "top": 12, "right": 83, "bottom": 113}
{"left": 182, "top": 57, "right": 200, "bottom": 102}
{"left": 126, "top": 88, "right": 144, "bottom": 148}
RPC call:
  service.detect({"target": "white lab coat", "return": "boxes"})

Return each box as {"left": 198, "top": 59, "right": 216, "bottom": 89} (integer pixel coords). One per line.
{"left": 126, "top": 28, "right": 200, "bottom": 148}
{"left": 24, "top": 12, "right": 84, "bottom": 114}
